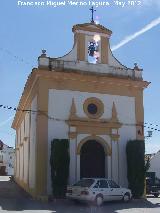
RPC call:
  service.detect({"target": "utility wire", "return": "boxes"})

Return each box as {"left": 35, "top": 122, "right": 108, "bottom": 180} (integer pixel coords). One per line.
{"left": 0, "top": 103, "right": 160, "bottom": 133}
{"left": 0, "top": 47, "right": 34, "bottom": 67}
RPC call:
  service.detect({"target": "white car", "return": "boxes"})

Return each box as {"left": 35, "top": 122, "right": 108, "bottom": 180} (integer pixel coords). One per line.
{"left": 66, "top": 178, "right": 132, "bottom": 206}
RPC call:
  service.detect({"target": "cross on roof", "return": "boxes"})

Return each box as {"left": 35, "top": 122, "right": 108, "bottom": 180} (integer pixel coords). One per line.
{"left": 90, "top": 6, "right": 96, "bottom": 23}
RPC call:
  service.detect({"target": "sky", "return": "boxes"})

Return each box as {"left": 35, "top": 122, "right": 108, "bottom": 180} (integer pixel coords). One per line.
{"left": 0, "top": 0, "right": 159, "bottom": 153}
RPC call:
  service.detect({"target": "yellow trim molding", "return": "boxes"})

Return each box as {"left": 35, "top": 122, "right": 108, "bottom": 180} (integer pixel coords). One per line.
{"left": 68, "top": 132, "right": 77, "bottom": 139}
{"left": 72, "top": 23, "right": 112, "bottom": 36}
{"left": 68, "top": 98, "right": 122, "bottom": 137}
{"left": 111, "top": 134, "right": 120, "bottom": 141}
{"left": 12, "top": 69, "right": 150, "bottom": 130}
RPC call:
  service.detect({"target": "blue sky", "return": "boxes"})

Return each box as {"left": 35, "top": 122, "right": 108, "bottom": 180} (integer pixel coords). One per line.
{"left": 0, "top": 0, "right": 159, "bottom": 153}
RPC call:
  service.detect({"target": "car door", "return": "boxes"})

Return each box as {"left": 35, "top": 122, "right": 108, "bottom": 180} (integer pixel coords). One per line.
{"left": 108, "top": 180, "right": 123, "bottom": 200}
{"left": 93, "top": 180, "right": 111, "bottom": 201}
{"left": 99, "top": 180, "right": 112, "bottom": 201}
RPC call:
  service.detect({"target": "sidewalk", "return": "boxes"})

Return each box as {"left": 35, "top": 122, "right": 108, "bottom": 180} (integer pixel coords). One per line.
{"left": 0, "top": 176, "right": 160, "bottom": 213}
{"left": 0, "top": 176, "right": 29, "bottom": 199}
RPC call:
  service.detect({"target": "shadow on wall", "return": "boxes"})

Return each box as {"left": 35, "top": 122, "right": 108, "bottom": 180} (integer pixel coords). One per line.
{"left": 0, "top": 177, "right": 160, "bottom": 212}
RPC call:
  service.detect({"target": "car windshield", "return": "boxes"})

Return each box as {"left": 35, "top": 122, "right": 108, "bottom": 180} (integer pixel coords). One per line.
{"left": 73, "top": 179, "right": 95, "bottom": 187}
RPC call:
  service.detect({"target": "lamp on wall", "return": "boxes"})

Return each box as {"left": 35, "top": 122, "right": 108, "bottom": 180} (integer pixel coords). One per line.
{"left": 145, "top": 130, "right": 153, "bottom": 139}
{"left": 147, "top": 131, "right": 153, "bottom": 137}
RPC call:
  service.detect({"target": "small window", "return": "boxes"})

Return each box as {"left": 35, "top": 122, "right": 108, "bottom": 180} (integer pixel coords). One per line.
{"left": 93, "top": 182, "right": 99, "bottom": 188}
{"left": 108, "top": 180, "right": 120, "bottom": 188}
{"left": 94, "top": 180, "right": 109, "bottom": 188}
{"left": 73, "top": 179, "right": 94, "bottom": 187}
{"left": 87, "top": 103, "right": 98, "bottom": 115}
{"left": 99, "top": 180, "right": 109, "bottom": 188}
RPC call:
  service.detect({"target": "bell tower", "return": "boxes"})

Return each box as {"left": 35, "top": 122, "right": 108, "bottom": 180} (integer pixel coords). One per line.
{"left": 72, "top": 22, "right": 112, "bottom": 64}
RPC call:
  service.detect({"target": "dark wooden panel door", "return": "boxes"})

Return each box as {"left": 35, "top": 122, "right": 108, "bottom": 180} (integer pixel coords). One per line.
{"left": 80, "top": 140, "right": 105, "bottom": 178}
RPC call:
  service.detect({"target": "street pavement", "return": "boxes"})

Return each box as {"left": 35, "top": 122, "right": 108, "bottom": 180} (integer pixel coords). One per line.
{"left": 0, "top": 176, "right": 160, "bottom": 213}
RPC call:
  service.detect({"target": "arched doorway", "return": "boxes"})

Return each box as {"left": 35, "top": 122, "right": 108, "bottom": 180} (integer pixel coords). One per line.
{"left": 80, "top": 140, "right": 105, "bottom": 178}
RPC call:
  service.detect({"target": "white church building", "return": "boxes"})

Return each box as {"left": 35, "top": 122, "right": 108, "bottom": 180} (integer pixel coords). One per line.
{"left": 12, "top": 21, "right": 149, "bottom": 198}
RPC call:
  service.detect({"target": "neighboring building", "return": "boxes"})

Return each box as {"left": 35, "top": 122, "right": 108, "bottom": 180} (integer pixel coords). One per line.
{"left": 148, "top": 151, "right": 160, "bottom": 179}
{"left": 0, "top": 140, "right": 15, "bottom": 175}
{"left": 145, "top": 153, "right": 156, "bottom": 160}
{"left": 12, "top": 21, "right": 149, "bottom": 198}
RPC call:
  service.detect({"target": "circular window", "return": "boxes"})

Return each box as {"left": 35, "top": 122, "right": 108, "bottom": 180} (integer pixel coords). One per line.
{"left": 83, "top": 97, "right": 104, "bottom": 119}
{"left": 87, "top": 103, "right": 98, "bottom": 115}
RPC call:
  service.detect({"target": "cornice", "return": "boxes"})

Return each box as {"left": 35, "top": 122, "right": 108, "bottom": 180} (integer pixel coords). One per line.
{"left": 72, "top": 23, "right": 112, "bottom": 36}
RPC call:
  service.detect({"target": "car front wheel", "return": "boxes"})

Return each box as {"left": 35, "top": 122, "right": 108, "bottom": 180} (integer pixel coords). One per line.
{"left": 95, "top": 195, "right": 103, "bottom": 206}
{"left": 123, "top": 193, "right": 130, "bottom": 202}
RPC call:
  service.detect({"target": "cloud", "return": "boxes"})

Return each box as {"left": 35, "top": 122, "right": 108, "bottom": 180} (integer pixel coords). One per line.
{"left": 0, "top": 115, "right": 14, "bottom": 128}
{"left": 111, "top": 17, "right": 160, "bottom": 51}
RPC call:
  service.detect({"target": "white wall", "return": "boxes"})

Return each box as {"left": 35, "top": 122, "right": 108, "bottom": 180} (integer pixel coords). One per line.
{"left": 21, "top": 120, "right": 25, "bottom": 142}
{"left": 14, "top": 96, "right": 37, "bottom": 188}
{"left": 18, "top": 119, "right": 25, "bottom": 180}
{"left": 19, "top": 145, "right": 23, "bottom": 180}
{"left": 16, "top": 150, "right": 19, "bottom": 178}
{"left": 23, "top": 139, "right": 29, "bottom": 184}
{"left": 23, "top": 112, "right": 30, "bottom": 184}
{"left": 16, "top": 126, "right": 21, "bottom": 179}
{"left": 29, "top": 96, "right": 37, "bottom": 189}
{"left": 25, "top": 112, "right": 30, "bottom": 138}
{"left": 17, "top": 128, "right": 21, "bottom": 146}
{"left": 108, "top": 47, "right": 124, "bottom": 68}
{"left": 119, "top": 126, "right": 137, "bottom": 187}
{"left": 47, "top": 89, "right": 136, "bottom": 192}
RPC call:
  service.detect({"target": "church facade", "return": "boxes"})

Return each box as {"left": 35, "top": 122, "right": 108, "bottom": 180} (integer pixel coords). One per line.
{"left": 12, "top": 22, "right": 149, "bottom": 198}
